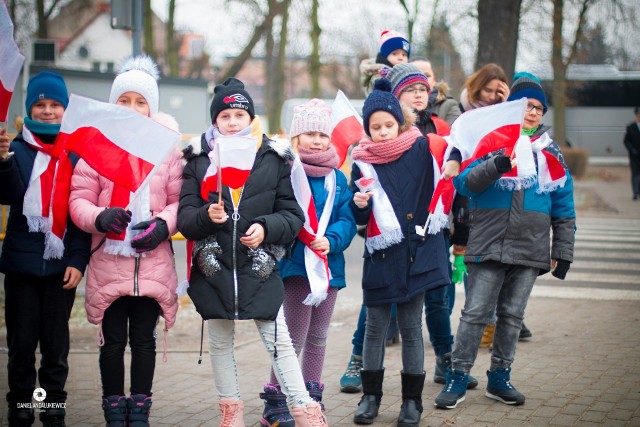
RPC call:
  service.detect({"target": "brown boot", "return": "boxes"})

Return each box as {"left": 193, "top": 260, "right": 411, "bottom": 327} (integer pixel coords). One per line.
{"left": 479, "top": 323, "right": 495, "bottom": 350}
{"left": 218, "top": 398, "right": 245, "bottom": 427}
{"left": 291, "top": 402, "right": 329, "bottom": 427}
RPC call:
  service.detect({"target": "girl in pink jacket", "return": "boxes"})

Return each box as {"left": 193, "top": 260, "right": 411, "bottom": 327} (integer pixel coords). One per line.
{"left": 69, "top": 56, "right": 182, "bottom": 427}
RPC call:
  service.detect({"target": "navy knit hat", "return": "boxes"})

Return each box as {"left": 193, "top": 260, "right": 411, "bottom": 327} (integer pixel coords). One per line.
{"left": 387, "top": 63, "right": 430, "bottom": 97}
{"left": 379, "top": 30, "right": 411, "bottom": 59}
{"left": 25, "top": 71, "right": 69, "bottom": 118}
{"left": 210, "top": 77, "right": 255, "bottom": 123}
{"left": 362, "top": 79, "right": 404, "bottom": 136}
{"left": 507, "top": 72, "right": 547, "bottom": 114}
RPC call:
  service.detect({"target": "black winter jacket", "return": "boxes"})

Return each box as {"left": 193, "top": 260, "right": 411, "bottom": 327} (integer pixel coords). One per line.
{"left": 0, "top": 132, "right": 91, "bottom": 277}
{"left": 178, "top": 135, "right": 304, "bottom": 321}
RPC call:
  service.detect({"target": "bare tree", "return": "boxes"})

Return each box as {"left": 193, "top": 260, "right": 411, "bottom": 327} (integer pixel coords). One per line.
{"left": 398, "top": 0, "right": 419, "bottom": 42}
{"left": 166, "top": 0, "right": 178, "bottom": 76}
{"left": 551, "top": 0, "right": 592, "bottom": 147}
{"left": 143, "top": 0, "right": 156, "bottom": 59}
{"left": 217, "top": 0, "right": 287, "bottom": 82}
{"left": 309, "top": 0, "right": 321, "bottom": 98}
{"left": 476, "top": 0, "right": 522, "bottom": 78}
{"left": 264, "top": 0, "right": 290, "bottom": 133}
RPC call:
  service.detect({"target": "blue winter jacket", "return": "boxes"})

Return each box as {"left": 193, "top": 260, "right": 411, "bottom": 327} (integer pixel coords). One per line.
{"left": 0, "top": 132, "right": 91, "bottom": 277}
{"left": 453, "top": 133, "right": 575, "bottom": 272}
{"left": 350, "top": 136, "right": 450, "bottom": 306}
{"left": 279, "top": 169, "right": 357, "bottom": 288}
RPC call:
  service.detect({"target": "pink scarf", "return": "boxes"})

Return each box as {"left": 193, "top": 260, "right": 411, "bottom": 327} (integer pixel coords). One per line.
{"left": 298, "top": 145, "right": 340, "bottom": 177}
{"left": 351, "top": 127, "right": 422, "bottom": 164}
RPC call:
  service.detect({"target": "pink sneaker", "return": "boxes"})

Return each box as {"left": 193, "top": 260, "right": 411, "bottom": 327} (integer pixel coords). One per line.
{"left": 291, "top": 401, "right": 329, "bottom": 427}
{"left": 218, "top": 398, "right": 245, "bottom": 427}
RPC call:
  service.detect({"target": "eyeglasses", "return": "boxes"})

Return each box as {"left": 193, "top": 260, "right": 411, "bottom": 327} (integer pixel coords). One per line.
{"left": 403, "top": 87, "right": 429, "bottom": 95}
{"left": 526, "top": 103, "right": 544, "bottom": 115}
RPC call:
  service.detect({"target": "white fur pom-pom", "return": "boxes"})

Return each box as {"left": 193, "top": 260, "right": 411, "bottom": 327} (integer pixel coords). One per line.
{"left": 118, "top": 55, "right": 160, "bottom": 81}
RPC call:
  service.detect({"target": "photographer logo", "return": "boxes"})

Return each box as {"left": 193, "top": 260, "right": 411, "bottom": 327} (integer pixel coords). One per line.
{"left": 33, "top": 388, "right": 46, "bottom": 402}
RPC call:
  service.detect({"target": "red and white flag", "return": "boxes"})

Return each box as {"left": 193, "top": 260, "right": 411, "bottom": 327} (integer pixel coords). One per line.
{"left": 448, "top": 98, "right": 526, "bottom": 167}
{"left": 200, "top": 134, "right": 257, "bottom": 199}
{"left": 290, "top": 156, "right": 334, "bottom": 306}
{"left": 330, "top": 90, "right": 364, "bottom": 167}
{"left": 0, "top": 2, "right": 25, "bottom": 122}
{"left": 58, "top": 94, "right": 180, "bottom": 194}
{"left": 417, "top": 100, "right": 526, "bottom": 236}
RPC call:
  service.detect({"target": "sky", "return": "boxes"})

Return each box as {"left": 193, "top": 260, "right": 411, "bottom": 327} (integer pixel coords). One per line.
{"left": 150, "top": 0, "right": 640, "bottom": 78}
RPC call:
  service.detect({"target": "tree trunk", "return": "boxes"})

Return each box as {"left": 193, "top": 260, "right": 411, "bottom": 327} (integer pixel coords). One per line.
{"left": 143, "top": 0, "right": 156, "bottom": 59}
{"left": 265, "top": 0, "right": 290, "bottom": 134}
{"left": 552, "top": 0, "right": 567, "bottom": 147}
{"left": 36, "top": 0, "right": 47, "bottom": 38}
{"left": 475, "top": 0, "right": 521, "bottom": 78}
{"left": 309, "top": 0, "right": 321, "bottom": 98}
{"left": 218, "top": 1, "right": 285, "bottom": 82}
{"left": 167, "top": 0, "right": 178, "bottom": 76}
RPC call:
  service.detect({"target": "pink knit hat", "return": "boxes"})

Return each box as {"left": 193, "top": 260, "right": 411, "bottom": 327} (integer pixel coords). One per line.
{"left": 289, "top": 98, "right": 332, "bottom": 138}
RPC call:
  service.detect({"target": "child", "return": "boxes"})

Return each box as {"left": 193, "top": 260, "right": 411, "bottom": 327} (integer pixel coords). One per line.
{"left": 350, "top": 79, "right": 451, "bottom": 426}
{"left": 0, "top": 71, "right": 91, "bottom": 427}
{"left": 259, "top": 99, "right": 356, "bottom": 427}
{"left": 177, "top": 78, "right": 328, "bottom": 427}
{"left": 360, "top": 30, "right": 411, "bottom": 96}
{"left": 69, "top": 56, "right": 182, "bottom": 426}
{"left": 435, "top": 73, "right": 575, "bottom": 410}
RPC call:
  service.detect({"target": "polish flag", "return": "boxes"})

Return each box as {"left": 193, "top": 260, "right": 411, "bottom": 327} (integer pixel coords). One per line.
{"left": 330, "top": 90, "right": 364, "bottom": 167}
{"left": 417, "top": 99, "right": 526, "bottom": 236}
{"left": 200, "top": 134, "right": 257, "bottom": 199}
{"left": 448, "top": 98, "right": 526, "bottom": 168}
{"left": 58, "top": 94, "right": 180, "bottom": 194}
{"left": 0, "top": 2, "right": 25, "bottom": 122}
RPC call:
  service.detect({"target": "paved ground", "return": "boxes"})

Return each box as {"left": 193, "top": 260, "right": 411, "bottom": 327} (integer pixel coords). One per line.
{"left": 1, "top": 164, "right": 639, "bottom": 426}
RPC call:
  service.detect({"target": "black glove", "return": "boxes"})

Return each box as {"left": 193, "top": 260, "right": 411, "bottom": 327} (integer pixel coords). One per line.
{"left": 494, "top": 155, "right": 513, "bottom": 174}
{"left": 130, "top": 218, "right": 169, "bottom": 253}
{"left": 552, "top": 260, "right": 571, "bottom": 280}
{"left": 95, "top": 208, "right": 132, "bottom": 234}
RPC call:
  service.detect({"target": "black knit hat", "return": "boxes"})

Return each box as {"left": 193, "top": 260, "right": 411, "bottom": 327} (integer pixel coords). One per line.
{"left": 362, "top": 78, "right": 404, "bottom": 136}
{"left": 210, "top": 77, "right": 255, "bottom": 123}
{"left": 507, "top": 72, "right": 547, "bottom": 114}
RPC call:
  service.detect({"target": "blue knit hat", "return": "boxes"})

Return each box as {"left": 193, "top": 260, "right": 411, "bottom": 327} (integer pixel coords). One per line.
{"left": 379, "top": 30, "right": 411, "bottom": 60}
{"left": 25, "top": 71, "right": 69, "bottom": 118}
{"left": 507, "top": 72, "right": 547, "bottom": 114}
{"left": 362, "top": 79, "right": 404, "bottom": 136}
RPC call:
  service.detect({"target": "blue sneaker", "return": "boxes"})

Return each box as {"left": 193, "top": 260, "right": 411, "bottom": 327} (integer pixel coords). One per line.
{"left": 486, "top": 367, "right": 525, "bottom": 405}
{"left": 434, "top": 369, "right": 468, "bottom": 409}
{"left": 434, "top": 353, "right": 479, "bottom": 389}
{"left": 340, "top": 354, "right": 363, "bottom": 393}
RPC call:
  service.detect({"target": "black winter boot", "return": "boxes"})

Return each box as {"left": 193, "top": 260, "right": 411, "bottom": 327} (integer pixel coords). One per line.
{"left": 39, "top": 408, "right": 66, "bottom": 427}
{"left": 397, "top": 372, "right": 425, "bottom": 427}
{"left": 102, "top": 395, "right": 127, "bottom": 427}
{"left": 7, "top": 407, "right": 35, "bottom": 427}
{"left": 127, "top": 394, "right": 152, "bottom": 427}
{"left": 353, "top": 369, "right": 384, "bottom": 425}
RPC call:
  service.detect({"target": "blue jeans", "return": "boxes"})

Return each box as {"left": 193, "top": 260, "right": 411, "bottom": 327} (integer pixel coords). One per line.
{"left": 424, "top": 285, "right": 454, "bottom": 356}
{"left": 363, "top": 293, "right": 425, "bottom": 374}
{"left": 351, "top": 303, "right": 397, "bottom": 356}
{"left": 452, "top": 262, "right": 539, "bottom": 373}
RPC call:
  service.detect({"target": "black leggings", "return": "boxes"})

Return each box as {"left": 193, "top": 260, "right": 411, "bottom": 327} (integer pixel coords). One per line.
{"left": 99, "top": 296, "right": 160, "bottom": 396}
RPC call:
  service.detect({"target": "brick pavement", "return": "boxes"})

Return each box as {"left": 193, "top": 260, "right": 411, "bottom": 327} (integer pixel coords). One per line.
{"left": 1, "top": 165, "right": 639, "bottom": 426}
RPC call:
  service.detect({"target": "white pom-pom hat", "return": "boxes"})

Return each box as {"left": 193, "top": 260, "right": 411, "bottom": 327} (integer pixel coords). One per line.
{"left": 109, "top": 55, "right": 160, "bottom": 116}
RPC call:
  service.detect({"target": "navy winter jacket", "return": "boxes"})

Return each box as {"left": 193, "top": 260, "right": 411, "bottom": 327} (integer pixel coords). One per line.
{"left": 0, "top": 132, "right": 91, "bottom": 277}
{"left": 350, "top": 136, "right": 450, "bottom": 306}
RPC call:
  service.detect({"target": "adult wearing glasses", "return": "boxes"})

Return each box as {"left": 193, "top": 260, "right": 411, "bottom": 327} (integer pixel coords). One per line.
{"left": 435, "top": 72, "right": 575, "bottom": 409}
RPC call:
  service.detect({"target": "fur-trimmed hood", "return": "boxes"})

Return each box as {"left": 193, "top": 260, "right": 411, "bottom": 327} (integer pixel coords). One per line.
{"left": 181, "top": 132, "right": 294, "bottom": 163}
{"left": 399, "top": 101, "right": 417, "bottom": 133}
{"left": 360, "top": 57, "right": 386, "bottom": 77}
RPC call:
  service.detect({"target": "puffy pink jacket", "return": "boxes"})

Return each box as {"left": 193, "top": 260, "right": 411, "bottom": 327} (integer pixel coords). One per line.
{"left": 69, "top": 145, "right": 183, "bottom": 330}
